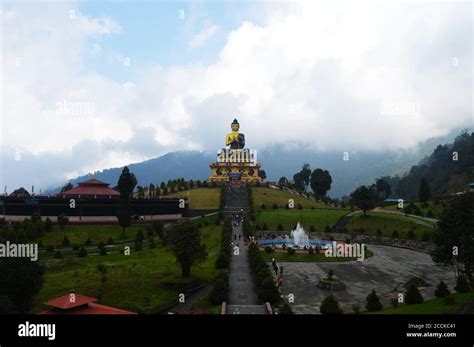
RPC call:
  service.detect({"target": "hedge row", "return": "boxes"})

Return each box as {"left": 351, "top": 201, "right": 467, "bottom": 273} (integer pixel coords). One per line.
{"left": 248, "top": 243, "right": 281, "bottom": 303}
{"left": 215, "top": 220, "right": 232, "bottom": 269}
{"left": 209, "top": 270, "right": 229, "bottom": 305}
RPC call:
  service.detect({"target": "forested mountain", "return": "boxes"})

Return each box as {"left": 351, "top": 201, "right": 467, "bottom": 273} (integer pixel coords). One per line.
{"left": 378, "top": 131, "right": 474, "bottom": 200}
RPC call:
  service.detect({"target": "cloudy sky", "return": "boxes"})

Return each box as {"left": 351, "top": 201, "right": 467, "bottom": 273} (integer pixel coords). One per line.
{"left": 0, "top": 0, "right": 472, "bottom": 191}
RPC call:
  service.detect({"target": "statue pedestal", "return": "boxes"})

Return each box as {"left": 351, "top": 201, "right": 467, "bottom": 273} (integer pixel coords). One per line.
{"left": 208, "top": 161, "right": 262, "bottom": 184}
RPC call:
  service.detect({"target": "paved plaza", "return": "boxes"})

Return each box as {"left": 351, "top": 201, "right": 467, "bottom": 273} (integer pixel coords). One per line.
{"left": 275, "top": 244, "right": 455, "bottom": 314}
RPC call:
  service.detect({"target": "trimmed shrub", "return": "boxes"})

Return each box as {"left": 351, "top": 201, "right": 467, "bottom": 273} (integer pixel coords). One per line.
{"left": 106, "top": 237, "right": 114, "bottom": 245}
{"left": 279, "top": 303, "right": 294, "bottom": 314}
{"left": 257, "top": 277, "right": 281, "bottom": 303}
{"left": 78, "top": 247, "right": 87, "bottom": 257}
{"left": 320, "top": 294, "right": 342, "bottom": 314}
{"left": 365, "top": 289, "right": 383, "bottom": 311}
{"left": 209, "top": 277, "right": 228, "bottom": 305}
{"left": 287, "top": 247, "right": 295, "bottom": 255}
{"left": 54, "top": 250, "right": 63, "bottom": 259}
{"left": 264, "top": 245, "right": 273, "bottom": 253}
{"left": 405, "top": 283, "right": 424, "bottom": 304}
{"left": 62, "top": 236, "right": 70, "bottom": 247}
{"left": 215, "top": 251, "right": 230, "bottom": 269}
{"left": 454, "top": 275, "right": 470, "bottom": 293}
{"left": 443, "top": 296, "right": 456, "bottom": 305}
{"left": 434, "top": 281, "right": 450, "bottom": 298}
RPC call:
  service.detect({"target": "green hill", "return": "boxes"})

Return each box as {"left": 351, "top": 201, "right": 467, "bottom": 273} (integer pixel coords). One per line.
{"left": 167, "top": 187, "right": 220, "bottom": 210}
{"left": 252, "top": 187, "right": 343, "bottom": 209}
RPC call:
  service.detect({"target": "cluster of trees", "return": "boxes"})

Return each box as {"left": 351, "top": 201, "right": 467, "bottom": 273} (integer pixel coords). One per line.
{"left": 136, "top": 178, "right": 221, "bottom": 198}
{"left": 431, "top": 192, "right": 474, "bottom": 287}
{"left": 0, "top": 213, "right": 53, "bottom": 243}
{"left": 0, "top": 217, "right": 44, "bottom": 313}
{"left": 278, "top": 164, "right": 333, "bottom": 198}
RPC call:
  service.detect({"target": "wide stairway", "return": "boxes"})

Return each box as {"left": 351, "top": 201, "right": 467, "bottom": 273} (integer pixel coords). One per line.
{"left": 223, "top": 183, "right": 250, "bottom": 216}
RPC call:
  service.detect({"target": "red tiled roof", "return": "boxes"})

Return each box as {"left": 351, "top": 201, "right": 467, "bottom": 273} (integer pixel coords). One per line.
{"left": 78, "top": 178, "right": 109, "bottom": 186}
{"left": 60, "top": 178, "right": 120, "bottom": 197}
{"left": 40, "top": 294, "right": 137, "bottom": 315}
{"left": 44, "top": 294, "right": 96, "bottom": 309}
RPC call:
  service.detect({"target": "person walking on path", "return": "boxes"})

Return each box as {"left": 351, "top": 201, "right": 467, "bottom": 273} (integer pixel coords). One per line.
{"left": 271, "top": 258, "right": 278, "bottom": 275}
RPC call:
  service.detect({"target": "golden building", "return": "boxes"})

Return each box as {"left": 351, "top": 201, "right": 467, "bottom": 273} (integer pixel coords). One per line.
{"left": 208, "top": 119, "right": 263, "bottom": 184}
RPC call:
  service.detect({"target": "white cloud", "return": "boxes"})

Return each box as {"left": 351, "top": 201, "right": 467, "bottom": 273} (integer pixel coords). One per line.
{"left": 189, "top": 24, "right": 219, "bottom": 48}
{"left": 0, "top": 0, "right": 472, "bottom": 190}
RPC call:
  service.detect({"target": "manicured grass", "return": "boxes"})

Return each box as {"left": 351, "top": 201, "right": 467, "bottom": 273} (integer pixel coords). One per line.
{"left": 256, "top": 209, "right": 349, "bottom": 231}
{"left": 167, "top": 187, "right": 220, "bottom": 210}
{"left": 261, "top": 248, "right": 373, "bottom": 262}
{"left": 33, "top": 225, "right": 222, "bottom": 314}
{"left": 37, "top": 224, "right": 146, "bottom": 247}
{"left": 252, "top": 187, "right": 342, "bottom": 209}
{"left": 193, "top": 295, "right": 221, "bottom": 314}
{"left": 346, "top": 212, "right": 433, "bottom": 240}
{"left": 384, "top": 201, "right": 446, "bottom": 219}
{"left": 373, "top": 291, "right": 474, "bottom": 314}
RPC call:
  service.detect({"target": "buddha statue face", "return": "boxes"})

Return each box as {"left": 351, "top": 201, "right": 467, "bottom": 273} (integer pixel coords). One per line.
{"left": 231, "top": 119, "right": 240, "bottom": 132}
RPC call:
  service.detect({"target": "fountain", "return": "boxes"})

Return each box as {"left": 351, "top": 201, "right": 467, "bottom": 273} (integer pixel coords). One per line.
{"left": 290, "top": 222, "right": 310, "bottom": 248}
{"left": 258, "top": 222, "right": 332, "bottom": 249}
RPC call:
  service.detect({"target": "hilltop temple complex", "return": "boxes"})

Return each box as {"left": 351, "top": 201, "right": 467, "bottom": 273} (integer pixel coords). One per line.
{"left": 208, "top": 119, "right": 263, "bottom": 184}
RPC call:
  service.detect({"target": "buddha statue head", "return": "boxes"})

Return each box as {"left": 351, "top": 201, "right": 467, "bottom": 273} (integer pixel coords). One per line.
{"left": 231, "top": 118, "right": 240, "bottom": 132}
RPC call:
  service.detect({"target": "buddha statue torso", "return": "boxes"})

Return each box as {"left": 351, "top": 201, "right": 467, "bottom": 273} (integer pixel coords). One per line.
{"left": 226, "top": 119, "right": 245, "bottom": 149}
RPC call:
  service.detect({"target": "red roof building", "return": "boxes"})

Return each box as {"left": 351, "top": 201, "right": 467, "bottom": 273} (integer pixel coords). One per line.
{"left": 58, "top": 178, "right": 120, "bottom": 199}
{"left": 40, "top": 294, "right": 136, "bottom": 315}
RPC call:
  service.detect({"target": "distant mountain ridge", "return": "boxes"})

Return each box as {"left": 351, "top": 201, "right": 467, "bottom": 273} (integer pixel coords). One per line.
{"left": 379, "top": 131, "right": 474, "bottom": 199}
{"left": 48, "top": 128, "right": 470, "bottom": 198}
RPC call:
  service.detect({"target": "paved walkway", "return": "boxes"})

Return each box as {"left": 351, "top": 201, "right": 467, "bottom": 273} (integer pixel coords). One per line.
{"left": 228, "top": 223, "right": 259, "bottom": 306}
{"left": 224, "top": 183, "right": 268, "bottom": 314}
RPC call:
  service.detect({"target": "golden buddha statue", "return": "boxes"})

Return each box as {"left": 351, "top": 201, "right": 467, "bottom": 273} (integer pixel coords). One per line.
{"left": 225, "top": 118, "right": 245, "bottom": 149}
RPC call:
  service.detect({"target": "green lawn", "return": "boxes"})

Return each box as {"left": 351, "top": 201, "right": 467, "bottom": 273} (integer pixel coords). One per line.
{"left": 252, "top": 187, "right": 341, "bottom": 209}
{"left": 373, "top": 291, "right": 474, "bottom": 314}
{"left": 261, "top": 248, "right": 373, "bottom": 262}
{"left": 256, "top": 209, "right": 349, "bottom": 231}
{"left": 167, "top": 187, "right": 220, "bottom": 209}
{"left": 193, "top": 294, "right": 221, "bottom": 314}
{"left": 384, "top": 201, "right": 446, "bottom": 219}
{"left": 37, "top": 224, "right": 146, "bottom": 247}
{"left": 33, "top": 224, "right": 222, "bottom": 314}
{"left": 347, "top": 212, "right": 433, "bottom": 240}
